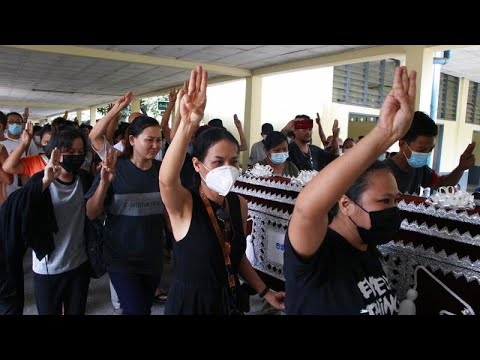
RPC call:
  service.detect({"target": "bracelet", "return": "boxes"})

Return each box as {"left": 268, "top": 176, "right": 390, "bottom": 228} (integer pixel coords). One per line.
{"left": 258, "top": 287, "right": 270, "bottom": 298}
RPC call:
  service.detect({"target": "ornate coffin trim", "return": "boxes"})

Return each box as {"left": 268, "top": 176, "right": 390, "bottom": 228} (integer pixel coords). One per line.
{"left": 379, "top": 241, "right": 480, "bottom": 299}
{"left": 398, "top": 199, "right": 480, "bottom": 225}
{"left": 400, "top": 219, "right": 480, "bottom": 246}
{"left": 236, "top": 174, "right": 303, "bottom": 192}
{"left": 247, "top": 208, "right": 289, "bottom": 281}
{"left": 232, "top": 185, "right": 297, "bottom": 205}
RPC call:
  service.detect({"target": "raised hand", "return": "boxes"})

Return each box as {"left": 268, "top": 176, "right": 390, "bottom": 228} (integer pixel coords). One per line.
{"left": 63, "top": 111, "right": 69, "bottom": 119}
{"left": 180, "top": 66, "right": 208, "bottom": 126}
{"left": 112, "top": 91, "right": 134, "bottom": 113}
{"left": 458, "top": 142, "right": 476, "bottom": 170}
{"left": 169, "top": 88, "right": 179, "bottom": 103}
{"left": 332, "top": 119, "right": 340, "bottom": 138}
{"left": 233, "top": 114, "right": 242, "bottom": 129}
{"left": 315, "top": 112, "right": 321, "bottom": 126}
{"left": 23, "top": 107, "right": 29, "bottom": 121}
{"left": 177, "top": 80, "right": 189, "bottom": 103}
{"left": 21, "top": 121, "right": 33, "bottom": 147}
{"left": 43, "top": 147, "right": 62, "bottom": 184}
{"left": 377, "top": 66, "right": 417, "bottom": 142}
{"left": 100, "top": 147, "right": 118, "bottom": 184}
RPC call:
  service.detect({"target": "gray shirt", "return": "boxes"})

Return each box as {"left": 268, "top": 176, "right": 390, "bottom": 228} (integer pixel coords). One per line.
{"left": 248, "top": 140, "right": 267, "bottom": 167}
{"left": 32, "top": 177, "right": 87, "bottom": 275}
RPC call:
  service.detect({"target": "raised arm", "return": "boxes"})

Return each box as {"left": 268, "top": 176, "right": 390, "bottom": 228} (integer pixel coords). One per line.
{"left": 170, "top": 80, "right": 188, "bottom": 141}
{"left": 434, "top": 142, "right": 476, "bottom": 188}
{"left": 327, "top": 119, "right": 341, "bottom": 155}
{"left": 86, "top": 148, "right": 118, "bottom": 220}
{"left": 289, "top": 66, "right": 417, "bottom": 258}
{"left": 2, "top": 121, "right": 33, "bottom": 175}
{"left": 89, "top": 92, "right": 133, "bottom": 152}
{"left": 0, "top": 146, "right": 13, "bottom": 185}
{"left": 159, "top": 66, "right": 207, "bottom": 239}
{"left": 233, "top": 114, "right": 248, "bottom": 151}
{"left": 237, "top": 196, "right": 285, "bottom": 310}
{"left": 160, "top": 88, "right": 179, "bottom": 143}
{"left": 42, "top": 148, "right": 62, "bottom": 192}
{"left": 105, "top": 103, "right": 119, "bottom": 145}
{"left": 315, "top": 112, "right": 328, "bottom": 147}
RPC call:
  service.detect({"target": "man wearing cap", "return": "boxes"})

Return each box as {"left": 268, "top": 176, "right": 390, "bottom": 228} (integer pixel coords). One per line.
{"left": 287, "top": 115, "right": 337, "bottom": 171}
{"left": 248, "top": 123, "right": 274, "bottom": 167}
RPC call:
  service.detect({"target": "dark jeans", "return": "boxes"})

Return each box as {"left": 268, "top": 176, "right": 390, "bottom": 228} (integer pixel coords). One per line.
{"left": 33, "top": 261, "right": 90, "bottom": 315}
{"left": 109, "top": 272, "right": 160, "bottom": 315}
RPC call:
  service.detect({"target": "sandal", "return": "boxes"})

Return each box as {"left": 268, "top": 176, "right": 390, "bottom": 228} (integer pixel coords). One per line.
{"left": 153, "top": 289, "right": 168, "bottom": 303}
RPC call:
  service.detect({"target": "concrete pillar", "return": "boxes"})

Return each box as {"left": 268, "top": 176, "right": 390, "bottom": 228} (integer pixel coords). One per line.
{"left": 76, "top": 110, "right": 82, "bottom": 124}
{"left": 131, "top": 98, "right": 141, "bottom": 114}
{"left": 90, "top": 106, "right": 97, "bottom": 126}
{"left": 403, "top": 46, "right": 435, "bottom": 113}
{"left": 243, "top": 75, "right": 263, "bottom": 170}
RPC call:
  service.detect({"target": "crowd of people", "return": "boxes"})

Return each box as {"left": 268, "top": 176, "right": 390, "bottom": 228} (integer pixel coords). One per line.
{"left": 0, "top": 64, "right": 476, "bottom": 315}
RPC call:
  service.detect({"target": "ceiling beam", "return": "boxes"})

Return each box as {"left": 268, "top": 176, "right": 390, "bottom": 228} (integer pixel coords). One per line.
{"left": 2, "top": 45, "right": 252, "bottom": 78}
{"left": 252, "top": 45, "right": 408, "bottom": 76}
{"left": 0, "top": 100, "right": 83, "bottom": 109}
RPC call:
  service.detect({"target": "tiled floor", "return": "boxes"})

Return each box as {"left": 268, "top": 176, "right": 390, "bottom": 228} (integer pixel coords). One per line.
{"left": 21, "top": 249, "right": 283, "bottom": 315}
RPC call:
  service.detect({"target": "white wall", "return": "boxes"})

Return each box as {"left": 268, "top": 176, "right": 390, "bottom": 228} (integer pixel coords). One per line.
{"left": 204, "top": 79, "right": 246, "bottom": 137}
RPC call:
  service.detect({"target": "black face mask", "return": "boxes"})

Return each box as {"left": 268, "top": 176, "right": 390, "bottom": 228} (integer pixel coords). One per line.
{"left": 61, "top": 154, "right": 86, "bottom": 173}
{"left": 348, "top": 199, "right": 402, "bottom": 247}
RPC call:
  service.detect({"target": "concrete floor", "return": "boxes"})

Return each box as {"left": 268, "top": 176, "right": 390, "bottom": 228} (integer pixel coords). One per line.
{"left": 21, "top": 249, "right": 281, "bottom": 315}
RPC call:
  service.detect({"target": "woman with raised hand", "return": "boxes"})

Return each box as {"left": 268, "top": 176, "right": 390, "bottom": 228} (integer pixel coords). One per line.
{"left": 284, "top": 66, "right": 417, "bottom": 315}
{"left": 85, "top": 115, "right": 165, "bottom": 315}
{"left": 32, "top": 130, "right": 92, "bottom": 315}
{"left": 159, "top": 66, "right": 285, "bottom": 315}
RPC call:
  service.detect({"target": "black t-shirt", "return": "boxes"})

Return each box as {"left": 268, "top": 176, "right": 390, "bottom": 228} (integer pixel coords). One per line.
{"left": 383, "top": 157, "right": 437, "bottom": 194}
{"left": 284, "top": 228, "right": 398, "bottom": 315}
{"left": 84, "top": 158, "right": 164, "bottom": 276}
{"left": 288, "top": 142, "right": 337, "bottom": 171}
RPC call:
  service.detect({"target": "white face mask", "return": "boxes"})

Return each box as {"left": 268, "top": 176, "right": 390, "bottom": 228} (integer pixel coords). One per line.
{"left": 200, "top": 163, "right": 240, "bottom": 196}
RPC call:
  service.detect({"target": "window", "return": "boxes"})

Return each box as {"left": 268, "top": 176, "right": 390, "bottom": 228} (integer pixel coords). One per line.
{"left": 333, "top": 59, "right": 399, "bottom": 108}
{"left": 438, "top": 73, "right": 458, "bottom": 121}
{"left": 466, "top": 80, "right": 480, "bottom": 124}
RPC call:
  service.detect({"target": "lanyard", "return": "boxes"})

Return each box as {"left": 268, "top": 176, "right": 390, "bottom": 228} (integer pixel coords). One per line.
{"left": 199, "top": 186, "right": 236, "bottom": 289}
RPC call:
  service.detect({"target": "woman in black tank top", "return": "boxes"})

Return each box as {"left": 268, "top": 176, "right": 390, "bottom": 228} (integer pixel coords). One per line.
{"left": 159, "top": 66, "right": 285, "bottom": 315}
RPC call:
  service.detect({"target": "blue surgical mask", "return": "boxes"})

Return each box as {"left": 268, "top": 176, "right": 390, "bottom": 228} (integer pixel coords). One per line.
{"left": 8, "top": 123, "right": 22, "bottom": 136}
{"left": 270, "top": 152, "right": 289, "bottom": 165}
{"left": 403, "top": 144, "right": 431, "bottom": 168}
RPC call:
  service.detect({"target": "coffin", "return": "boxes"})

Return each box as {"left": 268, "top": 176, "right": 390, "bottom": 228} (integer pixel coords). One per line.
{"left": 232, "top": 175, "right": 480, "bottom": 315}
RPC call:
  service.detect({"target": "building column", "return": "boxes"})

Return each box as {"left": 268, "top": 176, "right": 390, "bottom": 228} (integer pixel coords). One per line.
{"left": 76, "top": 110, "right": 82, "bottom": 124}
{"left": 131, "top": 98, "right": 141, "bottom": 118}
{"left": 243, "top": 75, "right": 263, "bottom": 170}
{"left": 90, "top": 106, "right": 97, "bottom": 126}
{"left": 403, "top": 46, "right": 435, "bottom": 113}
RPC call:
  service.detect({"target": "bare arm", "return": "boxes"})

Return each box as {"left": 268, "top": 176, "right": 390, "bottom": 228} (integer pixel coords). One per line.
{"left": 2, "top": 121, "right": 33, "bottom": 175}
{"left": 159, "top": 67, "right": 207, "bottom": 241}
{"left": 237, "top": 196, "right": 285, "bottom": 310}
{"left": 105, "top": 103, "right": 119, "bottom": 145}
{"left": 0, "top": 146, "right": 13, "bottom": 185}
{"left": 327, "top": 119, "right": 341, "bottom": 155}
{"left": 170, "top": 80, "right": 189, "bottom": 141}
{"left": 89, "top": 92, "right": 133, "bottom": 152}
{"left": 86, "top": 148, "right": 117, "bottom": 220}
{"left": 234, "top": 114, "right": 248, "bottom": 151}
{"left": 315, "top": 112, "right": 328, "bottom": 147}
{"left": 42, "top": 148, "right": 61, "bottom": 192}
{"left": 160, "top": 88, "right": 179, "bottom": 143}
{"left": 434, "top": 142, "right": 476, "bottom": 188}
{"left": 289, "top": 66, "right": 417, "bottom": 258}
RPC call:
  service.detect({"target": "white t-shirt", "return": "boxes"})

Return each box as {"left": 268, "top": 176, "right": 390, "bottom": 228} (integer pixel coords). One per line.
{"left": 0, "top": 136, "right": 25, "bottom": 196}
